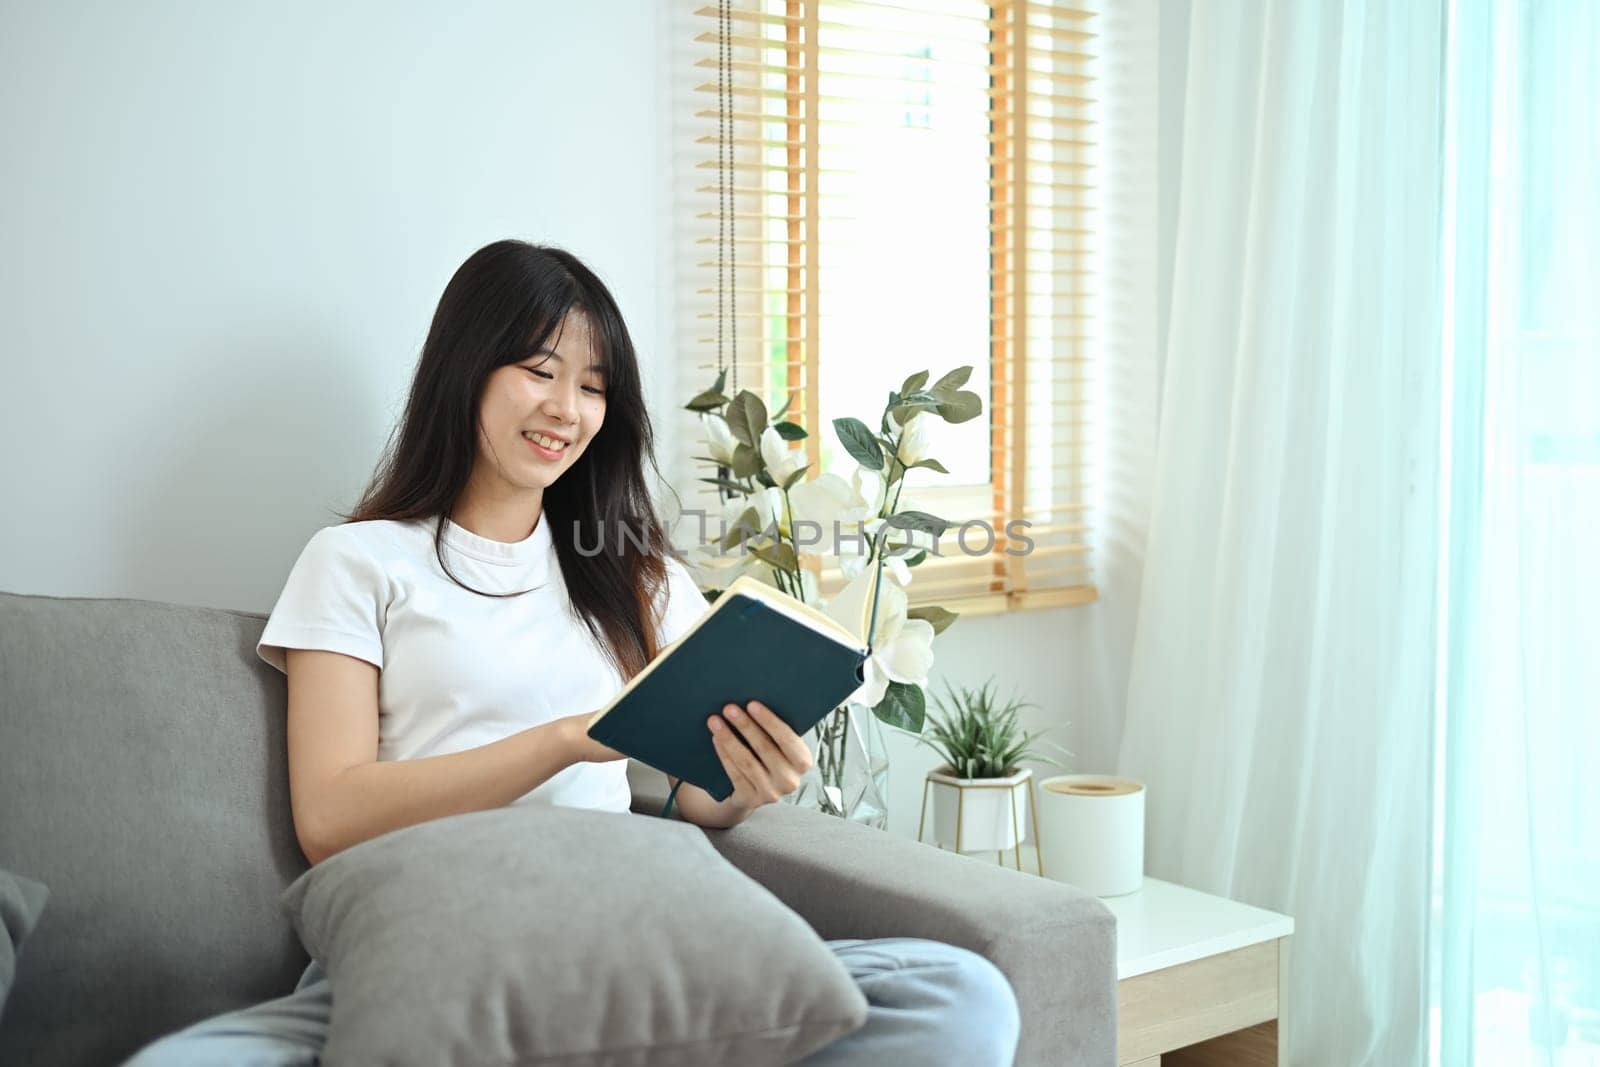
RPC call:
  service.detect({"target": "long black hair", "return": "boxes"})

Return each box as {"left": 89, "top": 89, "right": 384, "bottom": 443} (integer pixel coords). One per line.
{"left": 342, "top": 240, "right": 675, "bottom": 681}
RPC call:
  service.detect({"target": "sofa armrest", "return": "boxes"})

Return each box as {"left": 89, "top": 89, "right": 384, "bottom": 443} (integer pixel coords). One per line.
{"left": 629, "top": 765, "right": 1117, "bottom": 1067}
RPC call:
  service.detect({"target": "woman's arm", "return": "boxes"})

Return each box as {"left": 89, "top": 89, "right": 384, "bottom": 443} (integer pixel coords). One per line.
{"left": 667, "top": 776, "right": 754, "bottom": 829}
{"left": 284, "top": 648, "right": 608, "bottom": 864}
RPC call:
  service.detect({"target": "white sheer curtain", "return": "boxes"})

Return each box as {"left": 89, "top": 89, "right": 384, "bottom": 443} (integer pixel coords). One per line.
{"left": 1117, "top": 2, "right": 1447, "bottom": 1064}
{"left": 1436, "top": 0, "right": 1600, "bottom": 1062}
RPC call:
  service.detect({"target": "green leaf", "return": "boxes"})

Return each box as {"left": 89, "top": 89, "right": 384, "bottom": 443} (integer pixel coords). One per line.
{"left": 730, "top": 443, "right": 761, "bottom": 479}
{"left": 773, "top": 420, "right": 808, "bottom": 441}
{"left": 725, "top": 390, "right": 769, "bottom": 447}
{"left": 721, "top": 507, "right": 761, "bottom": 550}
{"left": 935, "top": 389, "right": 982, "bottom": 424}
{"left": 889, "top": 390, "right": 943, "bottom": 428}
{"left": 685, "top": 390, "right": 730, "bottom": 413}
{"left": 749, "top": 541, "right": 798, "bottom": 572}
{"left": 781, "top": 464, "right": 810, "bottom": 491}
{"left": 915, "top": 676, "right": 1051, "bottom": 778}
{"left": 911, "top": 458, "right": 949, "bottom": 474}
{"left": 698, "top": 476, "right": 748, "bottom": 495}
{"left": 873, "top": 682, "right": 926, "bottom": 733}
{"left": 881, "top": 390, "right": 904, "bottom": 436}
{"left": 886, "top": 510, "right": 950, "bottom": 537}
{"left": 833, "top": 417, "right": 884, "bottom": 470}
{"left": 900, "top": 370, "right": 930, "bottom": 396}
{"left": 877, "top": 454, "right": 906, "bottom": 490}
{"left": 748, "top": 391, "right": 770, "bottom": 439}
{"left": 907, "top": 605, "right": 959, "bottom": 635}
{"left": 931, "top": 366, "right": 973, "bottom": 393}
{"left": 899, "top": 549, "right": 928, "bottom": 567}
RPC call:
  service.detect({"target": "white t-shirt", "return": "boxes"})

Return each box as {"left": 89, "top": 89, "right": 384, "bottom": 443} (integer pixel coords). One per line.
{"left": 255, "top": 512, "right": 710, "bottom": 813}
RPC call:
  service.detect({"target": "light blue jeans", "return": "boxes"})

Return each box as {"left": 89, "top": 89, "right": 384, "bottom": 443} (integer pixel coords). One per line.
{"left": 124, "top": 936, "right": 1021, "bottom": 1066}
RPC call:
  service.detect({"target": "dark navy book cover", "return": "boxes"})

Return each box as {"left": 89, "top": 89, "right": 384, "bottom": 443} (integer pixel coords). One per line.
{"left": 585, "top": 588, "right": 869, "bottom": 803}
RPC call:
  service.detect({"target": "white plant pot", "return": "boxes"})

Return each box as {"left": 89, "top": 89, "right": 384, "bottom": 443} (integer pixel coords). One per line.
{"left": 925, "top": 766, "right": 1033, "bottom": 853}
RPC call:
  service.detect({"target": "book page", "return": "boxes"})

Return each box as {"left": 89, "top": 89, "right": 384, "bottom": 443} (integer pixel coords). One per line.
{"left": 727, "top": 576, "right": 871, "bottom": 649}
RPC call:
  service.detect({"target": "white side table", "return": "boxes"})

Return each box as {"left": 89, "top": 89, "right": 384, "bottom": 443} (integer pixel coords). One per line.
{"left": 1106, "top": 876, "right": 1294, "bottom": 1066}
{"left": 967, "top": 849, "right": 1295, "bottom": 1066}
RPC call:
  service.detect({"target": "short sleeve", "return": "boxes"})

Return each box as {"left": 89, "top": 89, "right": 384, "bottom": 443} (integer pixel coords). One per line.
{"left": 256, "top": 527, "right": 388, "bottom": 674}
{"left": 653, "top": 555, "right": 712, "bottom": 650}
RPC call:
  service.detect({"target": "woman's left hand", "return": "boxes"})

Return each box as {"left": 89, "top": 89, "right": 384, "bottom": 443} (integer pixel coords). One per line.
{"left": 707, "top": 701, "right": 814, "bottom": 812}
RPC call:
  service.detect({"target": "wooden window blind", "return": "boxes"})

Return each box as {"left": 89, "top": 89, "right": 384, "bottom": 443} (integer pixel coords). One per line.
{"left": 669, "top": 0, "right": 1098, "bottom": 617}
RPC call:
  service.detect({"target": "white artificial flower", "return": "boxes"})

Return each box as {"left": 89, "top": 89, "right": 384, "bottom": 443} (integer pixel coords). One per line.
{"left": 863, "top": 601, "right": 936, "bottom": 704}
{"left": 701, "top": 413, "right": 738, "bottom": 466}
{"left": 851, "top": 467, "right": 884, "bottom": 516}
{"left": 759, "top": 425, "right": 804, "bottom": 483}
{"left": 790, "top": 472, "right": 856, "bottom": 572}
{"left": 788, "top": 472, "right": 855, "bottom": 531}
{"left": 840, "top": 552, "right": 910, "bottom": 586}
{"left": 788, "top": 471, "right": 875, "bottom": 567}
{"left": 824, "top": 569, "right": 935, "bottom": 707}
{"left": 802, "top": 567, "right": 820, "bottom": 603}
{"left": 740, "top": 551, "right": 818, "bottom": 604}
{"left": 895, "top": 411, "right": 934, "bottom": 466}
{"left": 685, "top": 488, "right": 786, "bottom": 586}
{"left": 685, "top": 540, "right": 761, "bottom": 590}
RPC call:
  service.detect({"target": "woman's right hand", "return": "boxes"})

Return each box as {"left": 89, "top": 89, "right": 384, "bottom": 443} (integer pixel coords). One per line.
{"left": 555, "top": 713, "right": 628, "bottom": 764}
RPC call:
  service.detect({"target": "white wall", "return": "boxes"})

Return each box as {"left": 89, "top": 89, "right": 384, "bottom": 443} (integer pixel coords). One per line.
{"left": 0, "top": 0, "right": 662, "bottom": 614}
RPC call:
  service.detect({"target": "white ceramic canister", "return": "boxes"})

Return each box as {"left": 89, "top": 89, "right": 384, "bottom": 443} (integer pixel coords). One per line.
{"left": 1035, "top": 775, "right": 1145, "bottom": 896}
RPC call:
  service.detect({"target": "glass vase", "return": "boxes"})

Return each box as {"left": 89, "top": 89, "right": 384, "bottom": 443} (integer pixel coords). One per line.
{"left": 784, "top": 702, "right": 890, "bottom": 830}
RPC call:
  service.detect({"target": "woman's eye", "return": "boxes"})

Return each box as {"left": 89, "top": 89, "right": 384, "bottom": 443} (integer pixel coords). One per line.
{"left": 528, "top": 368, "right": 554, "bottom": 380}
{"left": 583, "top": 386, "right": 605, "bottom": 396}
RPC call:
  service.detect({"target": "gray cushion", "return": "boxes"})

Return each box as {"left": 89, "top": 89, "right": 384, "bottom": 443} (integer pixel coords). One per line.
{"left": 282, "top": 804, "right": 869, "bottom": 1066}
{"left": 0, "top": 869, "right": 49, "bottom": 1019}
{"left": 0, "top": 591, "right": 307, "bottom": 1067}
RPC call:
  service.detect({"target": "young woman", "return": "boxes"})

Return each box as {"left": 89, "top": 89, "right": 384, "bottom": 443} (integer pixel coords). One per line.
{"left": 125, "top": 240, "right": 1021, "bottom": 1066}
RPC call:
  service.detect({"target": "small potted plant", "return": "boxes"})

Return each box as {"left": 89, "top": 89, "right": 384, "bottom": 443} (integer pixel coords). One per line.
{"left": 915, "top": 678, "right": 1073, "bottom": 854}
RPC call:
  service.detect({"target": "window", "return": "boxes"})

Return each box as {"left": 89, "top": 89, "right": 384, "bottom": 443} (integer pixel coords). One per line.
{"left": 667, "top": 0, "right": 1098, "bottom": 616}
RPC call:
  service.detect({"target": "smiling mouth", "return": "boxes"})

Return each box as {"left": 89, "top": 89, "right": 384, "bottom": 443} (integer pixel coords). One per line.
{"left": 523, "top": 432, "right": 569, "bottom": 459}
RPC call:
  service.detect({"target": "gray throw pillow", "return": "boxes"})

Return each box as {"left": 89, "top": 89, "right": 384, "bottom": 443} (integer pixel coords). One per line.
{"left": 281, "top": 804, "right": 867, "bottom": 1066}
{"left": 0, "top": 867, "right": 49, "bottom": 1019}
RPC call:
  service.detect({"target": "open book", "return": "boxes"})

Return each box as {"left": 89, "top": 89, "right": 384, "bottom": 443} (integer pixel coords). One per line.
{"left": 585, "top": 574, "right": 872, "bottom": 804}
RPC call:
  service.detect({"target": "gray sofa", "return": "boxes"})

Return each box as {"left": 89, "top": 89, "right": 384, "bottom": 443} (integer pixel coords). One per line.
{"left": 0, "top": 590, "right": 1117, "bottom": 1066}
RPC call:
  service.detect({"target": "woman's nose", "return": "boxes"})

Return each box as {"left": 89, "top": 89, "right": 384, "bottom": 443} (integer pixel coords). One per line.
{"left": 542, "top": 384, "right": 579, "bottom": 423}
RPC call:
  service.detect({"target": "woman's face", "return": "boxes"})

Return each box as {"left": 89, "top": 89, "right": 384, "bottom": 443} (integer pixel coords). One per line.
{"left": 474, "top": 311, "right": 607, "bottom": 497}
